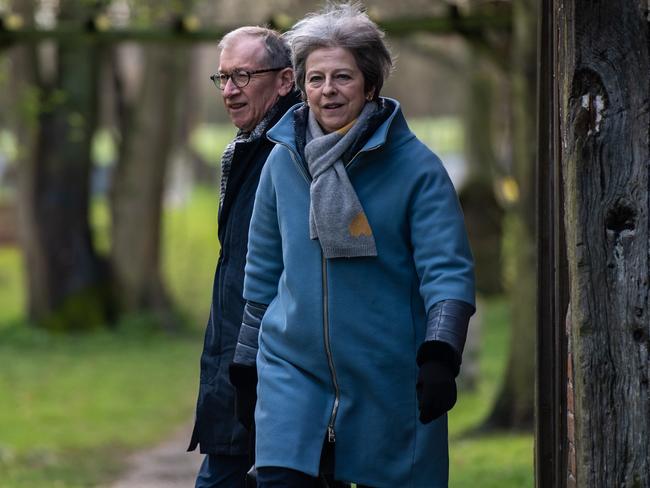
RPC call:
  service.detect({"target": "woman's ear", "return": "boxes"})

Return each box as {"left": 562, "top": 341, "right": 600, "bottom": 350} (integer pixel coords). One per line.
{"left": 366, "top": 88, "right": 376, "bottom": 101}
{"left": 278, "top": 67, "right": 295, "bottom": 96}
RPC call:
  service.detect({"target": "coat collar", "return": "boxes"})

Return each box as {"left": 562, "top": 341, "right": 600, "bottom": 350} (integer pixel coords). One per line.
{"left": 218, "top": 90, "right": 302, "bottom": 230}
{"left": 267, "top": 97, "right": 410, "bottom": 156}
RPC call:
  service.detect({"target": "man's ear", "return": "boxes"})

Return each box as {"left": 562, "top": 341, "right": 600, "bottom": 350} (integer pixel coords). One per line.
{"left": 277, "top": 67, "right": 294, "bottom": 96}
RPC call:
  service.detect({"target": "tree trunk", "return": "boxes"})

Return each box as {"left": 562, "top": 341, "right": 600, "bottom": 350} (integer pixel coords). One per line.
{"left": 9, "top": 0, "right": 114, "bottom": 331}
{"left": 459, "top": 52, "right": 505, "bottom": 297}
{"left": 558, "top": 0, "right": 650, "bottom": 484}
{"left": 483, "top": 0, "right": 537, "bottom": 430}
{"left": 109, "top": 43, "right": 188, "bottom": 327}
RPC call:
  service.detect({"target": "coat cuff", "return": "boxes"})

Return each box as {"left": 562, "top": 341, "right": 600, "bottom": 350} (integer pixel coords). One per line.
{"left": 417, "top": 299, "right": 475, "bottom": 374}
{"left": 232, "top": 301, "right": 268, "bottom": 367}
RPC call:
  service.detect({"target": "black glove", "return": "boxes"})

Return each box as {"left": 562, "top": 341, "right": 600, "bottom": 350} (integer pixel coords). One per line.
{"left": 416, "top": 359, "right": 457, "bottom": 424}
{"left": 229, "top": 363, "right": 257, "bottom": 430}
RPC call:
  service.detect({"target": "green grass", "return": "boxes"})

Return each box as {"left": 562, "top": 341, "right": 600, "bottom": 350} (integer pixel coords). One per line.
{"left": 0, "top": 188, "right": 220, "bottom": 487}
{"left": 0, "top": 322, "right": 201, "bottom": 487}
{"left": 0, "top": 187, "right": 533, "bottom": 487}
{"left": 448, "top": 298, "right": 534, "bottom": 487}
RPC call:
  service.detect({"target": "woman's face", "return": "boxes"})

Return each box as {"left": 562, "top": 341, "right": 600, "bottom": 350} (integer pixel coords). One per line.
{"left": 304, "top": 47, "right": 371, "bottom": 133}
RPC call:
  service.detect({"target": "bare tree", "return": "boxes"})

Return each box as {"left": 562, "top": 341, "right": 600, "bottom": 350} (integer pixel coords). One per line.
{"left": 483, "top": 0, "right": 536, "bottom": 430}
{"left": 8, "top": 0, "right": 114, "bottom": 330}
{"left": 109, "top": 42, "right": 190, "bottom": 328}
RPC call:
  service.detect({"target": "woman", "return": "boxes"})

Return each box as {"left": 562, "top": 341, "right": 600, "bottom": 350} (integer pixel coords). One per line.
{"left": 229, "top": 4, "right": 475, "bottom": 487}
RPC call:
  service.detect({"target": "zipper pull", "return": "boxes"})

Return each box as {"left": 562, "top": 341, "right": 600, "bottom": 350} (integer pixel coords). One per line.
{"left": 327, "top": 425, "right": 336, "bottom": 443}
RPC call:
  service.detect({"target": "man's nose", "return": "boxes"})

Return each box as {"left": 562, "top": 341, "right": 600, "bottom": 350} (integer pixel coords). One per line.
{"left": 223, "top": 77, "right": 240, "bottom": 97}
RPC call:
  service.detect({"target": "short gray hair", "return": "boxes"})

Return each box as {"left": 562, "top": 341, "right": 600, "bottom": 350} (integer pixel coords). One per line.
{"left": 219, "top": 26, "right": 291, "bottom": 69}
{"left": 284, "top": 3, "right": 393, "bottom": 101}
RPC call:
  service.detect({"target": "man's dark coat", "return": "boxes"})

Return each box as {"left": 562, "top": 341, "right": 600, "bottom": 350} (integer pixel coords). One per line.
{"left": 189, "top": 92, "right": 300, "bottom": 455}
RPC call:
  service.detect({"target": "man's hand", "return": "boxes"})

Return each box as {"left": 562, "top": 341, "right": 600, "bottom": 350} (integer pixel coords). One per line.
{"left": 229, "top": 363, "right": 257, "bottom": 430}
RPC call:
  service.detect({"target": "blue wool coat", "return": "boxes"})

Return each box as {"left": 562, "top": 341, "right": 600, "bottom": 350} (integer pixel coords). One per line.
{"left": 244, "top": 99, "right": 475, "bottom": 487}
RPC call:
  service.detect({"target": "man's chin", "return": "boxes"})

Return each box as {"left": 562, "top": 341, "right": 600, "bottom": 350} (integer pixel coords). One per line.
{"left": 229, "top": 115, "right": 251, "bottom": 131}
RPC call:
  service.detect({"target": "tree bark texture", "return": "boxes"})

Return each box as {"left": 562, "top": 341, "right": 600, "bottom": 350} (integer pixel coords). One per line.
{"left": 484, "top": 0, "right": 537, "bottom": 430}
{"left": 109, "top": 44, "right": 188, "bottom": 323}
{"left": 9, "top": 0, "right": 113, "bottom": 330}
{"left": 8, "top": 0, "right": 44, "bottom": 319}
{"left": 558, "top": 1, "right": 650, "bottom": 485}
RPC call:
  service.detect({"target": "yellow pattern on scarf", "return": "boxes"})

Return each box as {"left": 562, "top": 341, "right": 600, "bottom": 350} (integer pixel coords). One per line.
{"left": 336, "top": 118, "right": 358, "bottom": 135}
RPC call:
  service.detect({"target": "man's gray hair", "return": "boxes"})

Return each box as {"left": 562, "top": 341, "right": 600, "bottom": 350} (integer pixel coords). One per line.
{"left": 283, "top": 3, "right": 393, "bottom": 101}
{"left": 219, "top": 26, "right": 291, "bottom": 69}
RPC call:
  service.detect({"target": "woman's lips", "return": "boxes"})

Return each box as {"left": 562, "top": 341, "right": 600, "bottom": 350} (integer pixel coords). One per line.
{"left": 323, "top": 103, "right": 343, "bottom": 109}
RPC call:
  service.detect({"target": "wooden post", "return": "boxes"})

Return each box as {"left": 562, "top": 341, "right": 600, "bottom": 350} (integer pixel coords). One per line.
{"left": 557, "top": 1, "right": 650, "bottom": 485}
{"left": 536, "top": 0, "right": 569, "bottom": 485}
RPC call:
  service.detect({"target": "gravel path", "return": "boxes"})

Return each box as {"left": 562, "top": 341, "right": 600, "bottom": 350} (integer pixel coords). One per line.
{"left": 107, "top": 422, "right": 203, "bottom": 488}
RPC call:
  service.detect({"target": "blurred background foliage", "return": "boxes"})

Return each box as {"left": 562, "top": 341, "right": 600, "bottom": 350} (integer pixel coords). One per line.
{"left": 0, "top": 0, "right": 536, "bottom": 486}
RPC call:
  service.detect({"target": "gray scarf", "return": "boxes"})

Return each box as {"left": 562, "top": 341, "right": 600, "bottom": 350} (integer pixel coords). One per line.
{"left": 305, "top": 102, "right": 378, "bottom": 258}
{"left": 219, "top": 102, "right": 282, "bottom": 212}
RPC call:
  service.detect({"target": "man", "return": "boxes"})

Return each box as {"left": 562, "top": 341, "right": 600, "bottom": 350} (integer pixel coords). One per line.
{"left": 188, "top": 26, "right": 298, "bottom": 488}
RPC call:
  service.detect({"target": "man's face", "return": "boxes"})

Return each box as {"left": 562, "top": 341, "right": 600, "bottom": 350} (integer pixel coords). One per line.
{"left": 218, "top": 36, "right": 285, "bottom": 132}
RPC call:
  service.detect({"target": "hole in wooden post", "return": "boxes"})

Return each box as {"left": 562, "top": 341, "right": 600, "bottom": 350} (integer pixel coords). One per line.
{"left": 605, "top": 204, "right": 636, "bottom": 234}
{"left": 632, "top": 328, "right": 645, "bottom": 343}
{"left": 570, "top": 68, "right": 608, "bottom": 138}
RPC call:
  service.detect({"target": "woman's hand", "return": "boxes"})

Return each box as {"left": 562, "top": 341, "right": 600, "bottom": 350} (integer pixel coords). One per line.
{"left": 416, "top": 359, "right": 457, "bottom": 424}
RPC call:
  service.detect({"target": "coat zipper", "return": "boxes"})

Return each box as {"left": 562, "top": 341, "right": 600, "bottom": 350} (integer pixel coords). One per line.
{"left": 345, "top": 145, "right": 381, "bottom": 169}
{"left": 277, "top": 141, "right": 341, "bottom": 443}
{"left": 273, "top": 140, "right": 383, "bottom": 444}
{"left": 322, "top": 253, "right": 340, "bottom": 443}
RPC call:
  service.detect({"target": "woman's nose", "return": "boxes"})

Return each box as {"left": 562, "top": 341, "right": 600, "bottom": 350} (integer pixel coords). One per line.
{"left": 323, "top": 77, "right": 337, "bottom": 95}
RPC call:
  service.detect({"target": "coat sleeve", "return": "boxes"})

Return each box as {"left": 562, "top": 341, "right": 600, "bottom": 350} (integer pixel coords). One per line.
{"left": 243, "top": 156, "right": 284, "bottom": 306}
{"left": 232, "top": 300, "right": 268, "bottom": 368}
{"left": 408, "top": 150, "right": 475, "bottom": 359}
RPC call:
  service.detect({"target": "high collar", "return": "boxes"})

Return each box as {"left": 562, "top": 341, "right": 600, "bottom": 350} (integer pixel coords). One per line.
{"left": 267, "top": 97, "right": 410, "bottom": 156}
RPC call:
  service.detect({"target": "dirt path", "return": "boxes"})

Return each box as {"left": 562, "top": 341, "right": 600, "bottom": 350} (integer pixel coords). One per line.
{"left": 108, "top": 422, "right": 203, "bottom": 488}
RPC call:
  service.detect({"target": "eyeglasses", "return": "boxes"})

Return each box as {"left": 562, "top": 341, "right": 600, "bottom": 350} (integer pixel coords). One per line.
{"left": 210, "top": 67, "right": 286, "bottom": 90}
